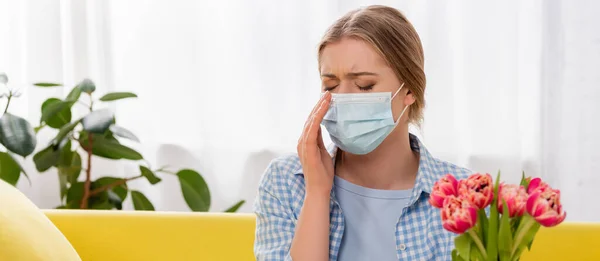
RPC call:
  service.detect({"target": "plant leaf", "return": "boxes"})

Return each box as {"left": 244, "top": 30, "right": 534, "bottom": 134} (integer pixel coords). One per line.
{"left": 82, "top": 109, "right": 114, "bottom": 134}
{"left": 498, "top": 200, "right": 513, "bottom": 261}
{"left": 177, "top": 169, "right": 211, "bottom": 212}
{"left": 7, "top": 152, "right": 30, "bottom": 185}
{"left": 33, "top": 145, "right": 61, "bottom": 172}
{"left": 57, "top": 145, "right": 82, "bottom": 184}
{"left": 90, "top": 200, "right": 113, "bottom": 210}
{"left": 58, "top": 171, "right": 68, "bottom": 200}
{"left": 41, "top": 98, "right": 72, "bottom": 129}
{"left": 0, "top": 113, "right": 37, "bottom": 157}
{"left": 0, "top": 152, "right": 21, "bottom": 185}
{"left": 0, "top": 73, "right": 8, "bottom": 84}
{"left": 66, "top": 85, "right": 82, "bottom": 102}
{"left": 77, "top": 78, "right": 96, "bottom": 94}
{"left": 93, "top": 177, "right": 128, "bottom": 201}
{"left": 66, "top": 182, "right": 84, "bottom": 208}
{"left": 51, "top": 119, "right": 81, "bottom": 146}
{"left": 99, "top": 92, "right": 137, "bottom": 101}
{"left": 41, "top": 100, "right": 75, "bottom": 124}
{"left": 454, "top": 234, "right": 471, "bottom": 260}
{"left": 140, "top": 165, "right": 161, "bottom": 185}
{"left": 131, "top": 190, "right": 155, "bottom": 211}
{"left": 224, "top": 200, "right": 245, "bottom": 213}
{"left": 79, "top": 133, "right": 143, "bottom": 160}
{"left": 109, "top": 125, "right": 139, "bottom": 142}
{"left": 34, "top": 82, "right": 62, "bottom": 87}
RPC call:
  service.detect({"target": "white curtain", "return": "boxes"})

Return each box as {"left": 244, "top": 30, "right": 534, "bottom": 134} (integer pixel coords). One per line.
{"left": 1, "top": 0, "right": 598, "bottom": 221}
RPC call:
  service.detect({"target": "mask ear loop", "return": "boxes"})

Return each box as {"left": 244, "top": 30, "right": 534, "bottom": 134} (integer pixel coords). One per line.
{"left": 391, "top": 82, "right": 409, "bottom": 124}
{"left": 391, "top": 82, "right": 405, "bottom": 100}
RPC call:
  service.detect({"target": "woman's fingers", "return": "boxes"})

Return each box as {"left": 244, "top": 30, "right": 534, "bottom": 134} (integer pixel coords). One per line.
{"left": 299, "top": 92, "right": 331, "bottom": 145}
{"left": 304, "top": 92, "right": 331, "bottom": 145}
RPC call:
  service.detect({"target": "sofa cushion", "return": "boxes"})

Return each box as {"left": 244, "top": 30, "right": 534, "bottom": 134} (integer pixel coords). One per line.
{"left": 0, "top": 179, "right": 81, "bottom": 261}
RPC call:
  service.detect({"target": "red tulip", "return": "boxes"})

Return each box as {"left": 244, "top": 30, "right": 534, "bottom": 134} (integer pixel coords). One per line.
{"left": 429, "top": 174, "right": 459, "bottom": 208}
{"left": 458, "top": 173, "right": 494, "bottom": 209}
{"left": 441, "top": 195, "right": 478, "bottom": 234}
{"left": 526, "top": 187, "right": 567, "bottom": 227}
{"left": 497, "top": 183, "right": 527, "bottom": 217}
{"left": 527, "top": 177, "right": 550, "bottom": 194}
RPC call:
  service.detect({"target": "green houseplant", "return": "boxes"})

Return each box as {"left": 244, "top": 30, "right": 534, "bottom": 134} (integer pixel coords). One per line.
{"left": 0, "top": 73, "right": 244, "bottom": 212}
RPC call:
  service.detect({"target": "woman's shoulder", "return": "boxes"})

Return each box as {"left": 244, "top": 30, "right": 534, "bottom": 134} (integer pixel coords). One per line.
{"left": 429, "top": 157, "right": 473, "bottom": 181}
{"left": 257, "top": 153, "right": 305, "bottom": 192}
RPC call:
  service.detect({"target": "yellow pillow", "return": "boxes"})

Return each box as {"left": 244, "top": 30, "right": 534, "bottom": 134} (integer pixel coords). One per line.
{"left": 0, "top": 179, "right": 81, "bottom": 261}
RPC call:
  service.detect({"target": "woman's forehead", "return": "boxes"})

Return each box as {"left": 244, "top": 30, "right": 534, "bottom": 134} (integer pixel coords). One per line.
{"left": 320, "top": 38, "right": 387, "bottom": 74}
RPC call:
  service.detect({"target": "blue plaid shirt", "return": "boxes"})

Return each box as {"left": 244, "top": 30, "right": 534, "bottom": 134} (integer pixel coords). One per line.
{"left": 254, "top": 134, "right": 471, "bottom": 261}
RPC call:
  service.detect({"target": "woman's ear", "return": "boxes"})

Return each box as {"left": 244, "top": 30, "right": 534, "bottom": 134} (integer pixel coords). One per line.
{"left": 404, "top": 90, "right": 416, "bottom": 106}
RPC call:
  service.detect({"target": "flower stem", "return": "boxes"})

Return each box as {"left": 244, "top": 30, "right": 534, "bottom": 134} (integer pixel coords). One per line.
{"left": 511, "top": 216, "right": 535, "bottom": 257}
{"left": 467, "top": 229, "right": 488, "bottom": 260}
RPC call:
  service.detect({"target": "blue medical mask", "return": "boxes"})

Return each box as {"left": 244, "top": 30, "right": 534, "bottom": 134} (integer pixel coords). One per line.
{"left": 321, "top": 83, "right": 408, "bottom": 155}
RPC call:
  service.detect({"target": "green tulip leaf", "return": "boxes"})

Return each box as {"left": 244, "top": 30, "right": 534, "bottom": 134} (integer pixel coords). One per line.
{"left": 41, "top": 100, "right": 75, "bottom": 124}
{"left": 0, "top": 113, "right": 37, "bottom": 157}
{"left": 66, "top": 85, "right": 82, "bottom": 102}
{"left": 224, "top": 200, "right": 245, "bottom": 213}
{"left": 140, "top": 166, "right": 161, "bottom": 185}
{"left": 454, "top": 234, "right": 471, "bottom": 260}
{"left": 498, "top": 200, "right": 513, "bottom": 261}
{"left": 487, "top": 171, "right": 501, "bottom": 261}
{"left": 477, "top": 209, "right": 488, "bottom": 243}
{"left": 177, "top": 169, "right": 210, "bottom": 212}
{"left": 109, "top": 125, "right": 139, "bottom": 142}
{"left": 79, "top": 133, "right": 143, "bottom": 160}
{"left": 77, "top": 78, "right": 96, "bottom": 94}
{"left": 34, "top": 82, "right": 62, "bottom": 87}
{"left": 0, "top": 73, "right": 8, "bottom": 84}
{"left": 82, "top": 109, "right": 114, "bottom": 134}
{"left": 33, "top": 145, "right": 61, "bottom": 172}
{"left": 41, "top": 98, "right": 72, "bottom": 129}
{"left": 99, "top": 92, "right": 137, "bottom": 101}
{"left": 131, "top": 190, "right": 155, "bottom": 211}
{"left": 0, "top": 152, "right": 22, "bottom": 185}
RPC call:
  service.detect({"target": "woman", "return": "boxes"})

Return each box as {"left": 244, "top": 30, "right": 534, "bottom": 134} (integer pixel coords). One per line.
{"left": 254, "top": 5, "right": 470, "bottom": 261}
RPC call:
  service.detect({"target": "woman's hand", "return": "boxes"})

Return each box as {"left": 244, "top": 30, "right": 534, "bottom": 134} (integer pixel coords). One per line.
{"left": 290, "top": 91, "right": 334, "bottom": 261}
{"left": 297, "top": 91, "right": 334, "bottom": 196}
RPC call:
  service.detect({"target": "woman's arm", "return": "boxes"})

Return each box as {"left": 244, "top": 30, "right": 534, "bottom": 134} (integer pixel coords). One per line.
{"left": 290, "top": 191, "right": 331, "bottom": 261}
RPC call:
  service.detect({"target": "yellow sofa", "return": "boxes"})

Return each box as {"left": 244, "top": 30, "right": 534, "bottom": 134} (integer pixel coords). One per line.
{"left": 43, "top": 210, "right": 599, "bottom": 260}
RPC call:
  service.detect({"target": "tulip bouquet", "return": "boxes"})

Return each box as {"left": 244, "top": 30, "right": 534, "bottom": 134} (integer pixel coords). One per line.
{"left": 429, "top": 172, "right": 566, "bottom": 261}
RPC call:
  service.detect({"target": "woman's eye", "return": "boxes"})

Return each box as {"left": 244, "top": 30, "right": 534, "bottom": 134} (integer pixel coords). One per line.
{"left": 356, "top": 84, "right": 374, "bottom": 91}
{"left": 323, "top": 85, "right": 338, "bottom": 92}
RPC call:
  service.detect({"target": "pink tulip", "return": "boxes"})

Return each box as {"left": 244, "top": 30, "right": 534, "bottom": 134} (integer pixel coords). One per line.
{"left": 527, "top": 177, "right": 550, "bottom": 194}
{"left": 526, "top": 187, "right": 567, "bottom": 227}
{"left": 458, "top": 173, "right": 494, "bottom": 209}
{"left": 429, "top": 174, "right": 459, "bottom": 208}
{"left": 497, "top": 183, "right": 527, "bottom": 217}
{"left": 441, "top": 195, "right": 478, "bottom": 234}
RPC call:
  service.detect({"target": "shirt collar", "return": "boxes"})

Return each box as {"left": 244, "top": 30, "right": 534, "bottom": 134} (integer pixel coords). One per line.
{"left": 292, "top": 133, "right": 437, "bottom": 194}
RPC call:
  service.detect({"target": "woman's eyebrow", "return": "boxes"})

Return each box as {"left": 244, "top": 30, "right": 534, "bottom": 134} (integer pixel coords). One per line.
{"left": 321, "top": 72, "right": 378, "bottom": 78}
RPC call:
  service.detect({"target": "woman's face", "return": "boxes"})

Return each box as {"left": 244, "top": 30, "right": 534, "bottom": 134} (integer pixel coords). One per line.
{"left": 320, "top": 37, "right": 414, "bottom": 123}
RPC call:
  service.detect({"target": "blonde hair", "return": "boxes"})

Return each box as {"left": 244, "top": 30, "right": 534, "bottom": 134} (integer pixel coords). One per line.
{"left": 318, "top": 5, "right": 426, "bottom": 125}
